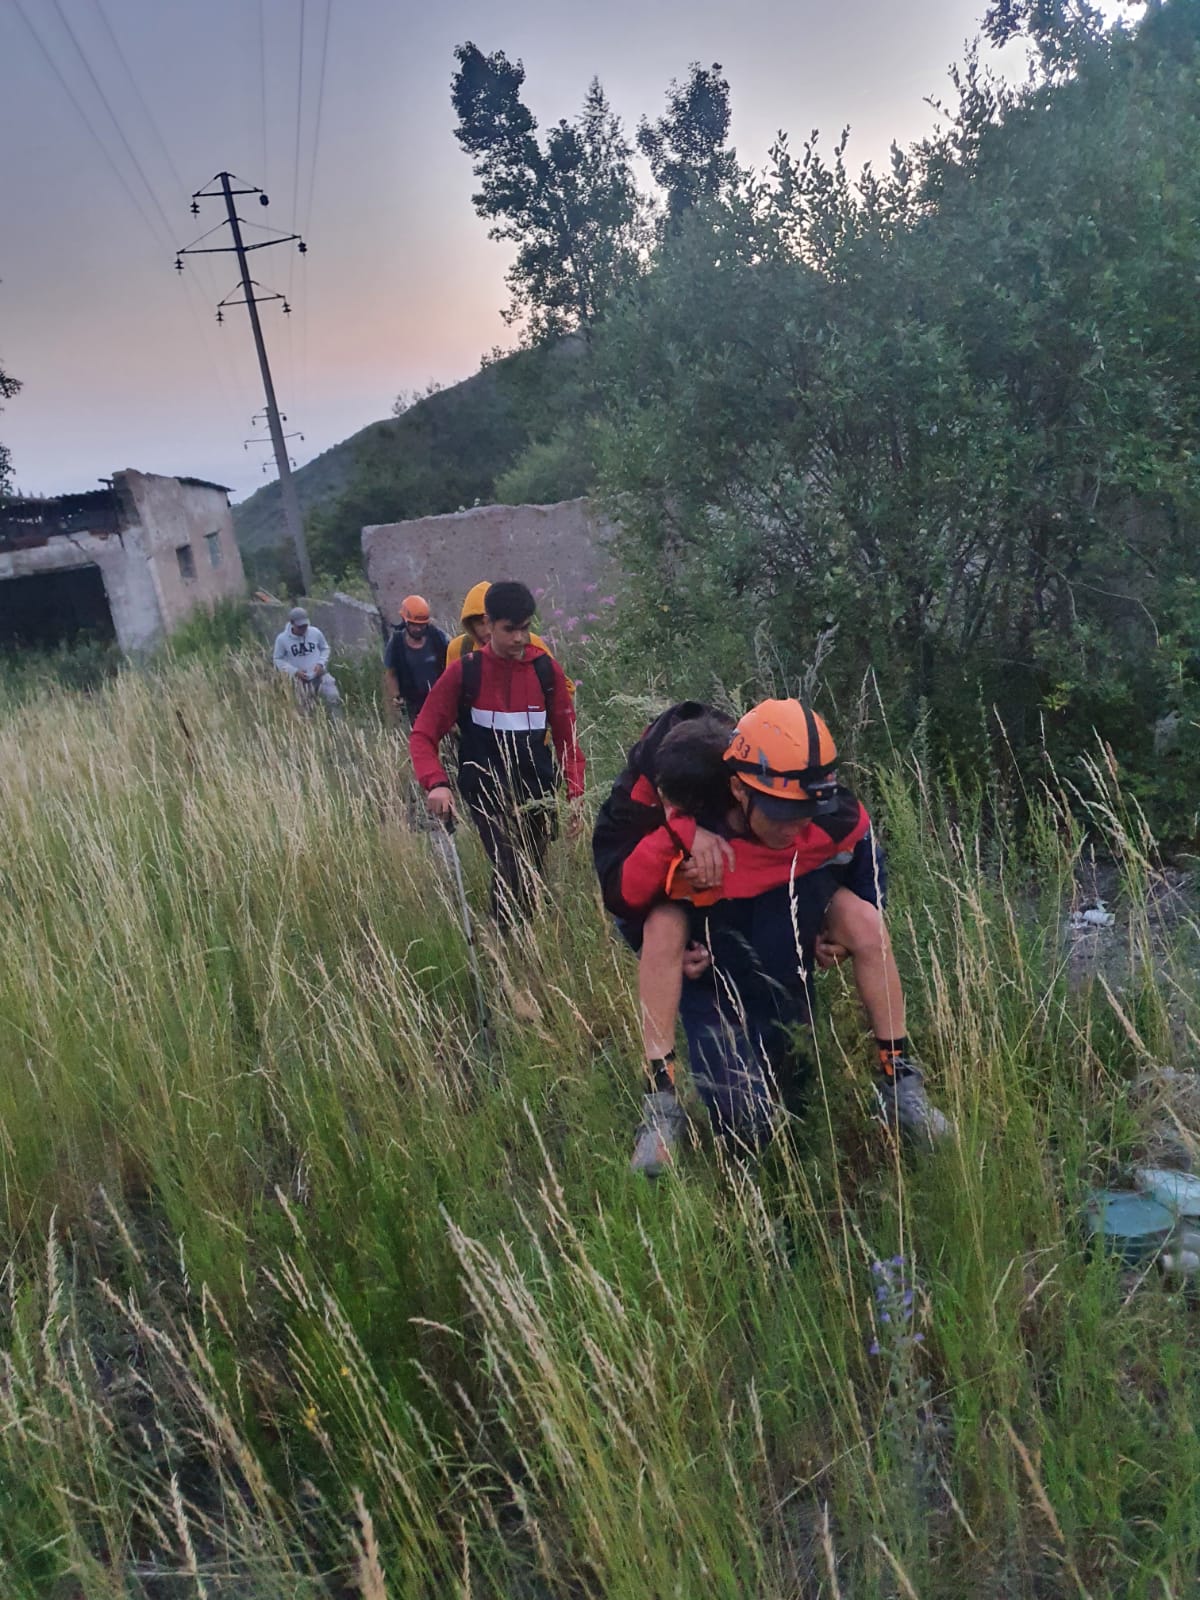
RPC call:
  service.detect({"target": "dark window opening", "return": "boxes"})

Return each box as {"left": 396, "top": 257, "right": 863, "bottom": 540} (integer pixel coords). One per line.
{"left": 177, "top": 544, "right": 196, "bottom": 581}
{"left": 206, "top": 531, "right": 222, "bottom": 568}
{"left": 0, "top": 565, "right": 116, "bottom": 651}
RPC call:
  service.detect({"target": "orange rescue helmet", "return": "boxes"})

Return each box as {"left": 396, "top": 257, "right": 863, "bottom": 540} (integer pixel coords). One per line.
{"left": 400, "top": 594, "right": 431, "bottom": 625}
{"left": 724, "top": 699, "right": 839, "bottom": 818}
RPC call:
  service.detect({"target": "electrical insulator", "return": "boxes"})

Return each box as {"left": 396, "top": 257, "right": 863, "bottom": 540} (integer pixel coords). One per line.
{"left": 282, "top": 300, "right": 292, "bottom": 315}
{"left": 190, "top": 201, "right": 200, "bottom": 216}
{"left": 216, "top": 308, "right": 224, "bottom": 324}
{"left": 298, "top": 240, "right": 307, "bottom": 255}
{"left": 175, "top": 257, "right": 184, "bottom": 273}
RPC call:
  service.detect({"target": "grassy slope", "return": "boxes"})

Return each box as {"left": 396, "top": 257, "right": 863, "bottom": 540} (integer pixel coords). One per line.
{"left": 0, "top": 649, "right": 1198, "bottom": 1597}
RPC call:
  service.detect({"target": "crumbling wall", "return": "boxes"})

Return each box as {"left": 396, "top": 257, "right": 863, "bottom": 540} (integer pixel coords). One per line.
{"left": 0, "top": 530, "right": 162, "bottom": 653}
{"left": 117, "top": 470, "right": 246, "bottom": 632}
{"left": 0, "top": 472, "right": 248, "bottom": 655}
{"left": 361, "top": 499, "right": 617, "bottom": 631}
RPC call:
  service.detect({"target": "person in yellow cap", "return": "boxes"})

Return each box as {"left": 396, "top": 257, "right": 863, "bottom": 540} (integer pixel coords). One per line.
{"left": 447, "top": 581, "right": 575, "bottom": 704}
{"left": 446, "top": 580, "right": 553, "bottom": 664}
{"left": 383, "top": 594, "right": 449, "bottom": 723}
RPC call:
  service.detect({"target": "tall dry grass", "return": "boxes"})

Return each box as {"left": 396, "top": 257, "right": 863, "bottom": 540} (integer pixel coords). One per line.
{"left": 0, "top": 652, "right": 1197, "bottom": 1597}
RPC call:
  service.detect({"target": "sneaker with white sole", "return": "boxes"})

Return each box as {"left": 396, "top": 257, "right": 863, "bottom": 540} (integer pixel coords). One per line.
{"left": 630, "top": 1091, "right": 688, "bottom": 1177}
{"left": 873, "top": 1059, "right": 953, "bottom": 1146}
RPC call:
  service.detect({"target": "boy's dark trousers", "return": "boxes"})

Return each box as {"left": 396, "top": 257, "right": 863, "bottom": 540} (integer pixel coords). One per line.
{"left": 467, "top": 795, "right": 556, "bottom": 925}
{"left": 679, "top": 870, "right": 839, "bottom": 1147}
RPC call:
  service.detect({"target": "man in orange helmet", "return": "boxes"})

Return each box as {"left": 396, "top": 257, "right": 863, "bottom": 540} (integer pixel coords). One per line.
{"left": 595, "top": 698, "right": 951, "bottom": 1167}
{"left": 383, "top": 594, "right": 449, "bottom": 724}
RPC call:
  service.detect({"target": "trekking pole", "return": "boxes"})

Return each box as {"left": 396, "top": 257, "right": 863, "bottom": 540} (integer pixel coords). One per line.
{"left": 443, "top": 819, "right": 490, "bottom": 1042}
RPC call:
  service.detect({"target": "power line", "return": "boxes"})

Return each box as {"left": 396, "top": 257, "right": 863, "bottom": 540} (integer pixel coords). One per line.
{"left": 45, "top": 0, "right": 178, "bottom": 248}
{"left": 290, "top": 0, "right": 307, "bottom": 233}
{"left": 294, "top": 0, "right": 331, "bottom": 429}
{"left": 7, "top": 0, "right": 165, "bottom": 250}
{"left": 301, "top": 0, "right": 331, "bottom": 242}
{"left": 86, "top": 0, "right": 189, "bottom": 199}
{"left": 76, "top": 0, "right": 260, "bottom": 416}
{"left": 9, "top": 0, "right": 258, "bottom": 430}
{"left": 257, "top": 0, "right": 268, "bottom": 191}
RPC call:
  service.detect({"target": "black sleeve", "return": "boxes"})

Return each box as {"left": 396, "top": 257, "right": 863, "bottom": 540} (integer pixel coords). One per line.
{"left": 383, "top": 633, "right": 401, "bottom": 672}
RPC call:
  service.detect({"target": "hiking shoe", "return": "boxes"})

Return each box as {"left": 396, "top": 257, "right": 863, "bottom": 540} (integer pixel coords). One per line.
{"left": 630, "top": 1091, "right": 687, "bottom": 1178}
{"left": 873, "top": 1060, "right": 953, "bottom": 1146}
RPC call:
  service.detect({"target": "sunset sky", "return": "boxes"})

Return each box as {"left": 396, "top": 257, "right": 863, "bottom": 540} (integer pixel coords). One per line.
{"left": 0, "top": 0, "right": 1087, "bottom": 503}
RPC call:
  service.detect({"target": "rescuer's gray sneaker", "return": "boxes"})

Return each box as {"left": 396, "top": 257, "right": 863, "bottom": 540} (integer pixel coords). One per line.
{"left": 630, "top": 1091, "right": 688, "bottom": 1178}
{"left": 873, "top": 1060, "right": 953, "bottom": 1146}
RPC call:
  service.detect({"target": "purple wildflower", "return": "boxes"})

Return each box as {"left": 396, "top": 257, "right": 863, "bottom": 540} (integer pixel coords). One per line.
{"left": 867, "top": 1255, "right": 925, "bottom": 1362}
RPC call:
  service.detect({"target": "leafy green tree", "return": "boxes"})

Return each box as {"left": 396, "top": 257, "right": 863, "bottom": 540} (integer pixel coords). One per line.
{"left": 637, "top": 62, "right": 741, "bottom": 228}
{"left": 982, "top": 0, "right": 1107, "bottom": 71}
{"left": 0, "top": 358, "right": 21, "bottom": 499}
{"left": 451, "top": 43, "right": 644, "bottom": 338}
{"left": 594, "top": 0, "right": 1200, "bottom": 829}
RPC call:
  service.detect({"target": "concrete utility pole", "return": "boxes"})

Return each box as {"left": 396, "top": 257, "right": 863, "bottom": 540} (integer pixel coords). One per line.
{"left": 176, "top": 173, "right": 314, "bottom": 595}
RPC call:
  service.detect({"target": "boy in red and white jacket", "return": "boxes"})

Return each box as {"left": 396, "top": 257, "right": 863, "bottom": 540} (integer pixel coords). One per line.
{"left": 411, "top": 580, "right": 583, "bottom": 925}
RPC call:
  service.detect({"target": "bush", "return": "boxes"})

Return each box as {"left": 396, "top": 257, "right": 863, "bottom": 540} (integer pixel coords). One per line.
{"left": 593, "top": 6, "right": 1200, "bottom": 838}
{"left": 163, "top": 597, "right": 259, "bottom": 662}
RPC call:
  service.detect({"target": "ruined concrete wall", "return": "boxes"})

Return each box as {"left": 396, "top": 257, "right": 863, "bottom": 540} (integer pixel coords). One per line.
{"left": 361, "top": 499, "right": 617, "bottom": 630}
{"left": 117, "top": 470, "right": 246, "bottom": 636}
{"left": 0, "top": 530, "right": 162, "bottom": 654}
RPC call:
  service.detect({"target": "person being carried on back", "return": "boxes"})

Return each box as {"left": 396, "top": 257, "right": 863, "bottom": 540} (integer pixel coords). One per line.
{"left": 593, "top": 699, "right": 951, "bottom": 1175}
{"left": 410, "top": 581, "right": 584, "bottom": 926}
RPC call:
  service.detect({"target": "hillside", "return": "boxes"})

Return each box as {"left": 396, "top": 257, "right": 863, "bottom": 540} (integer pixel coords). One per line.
{"left": 232, "top": 419, "right": 382, "bottom": 553}
{"left": 233, "top": 338, "right": 591, "bottom": 580}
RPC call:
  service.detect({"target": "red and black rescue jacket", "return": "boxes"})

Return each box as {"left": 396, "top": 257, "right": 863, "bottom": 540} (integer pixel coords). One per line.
{"left": 616, "top": 800, "right": 875, "bottom": 914}
{"left": 592, "top": 701, "right": 883, "bottom": 919}
{"left": 410, "top": 643, "right": 583, "bottom": 805}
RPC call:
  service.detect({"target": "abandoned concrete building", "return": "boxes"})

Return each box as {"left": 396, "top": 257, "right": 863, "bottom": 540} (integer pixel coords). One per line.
{"left": 0, "top": 469, "right": 246, "bottom": 653}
